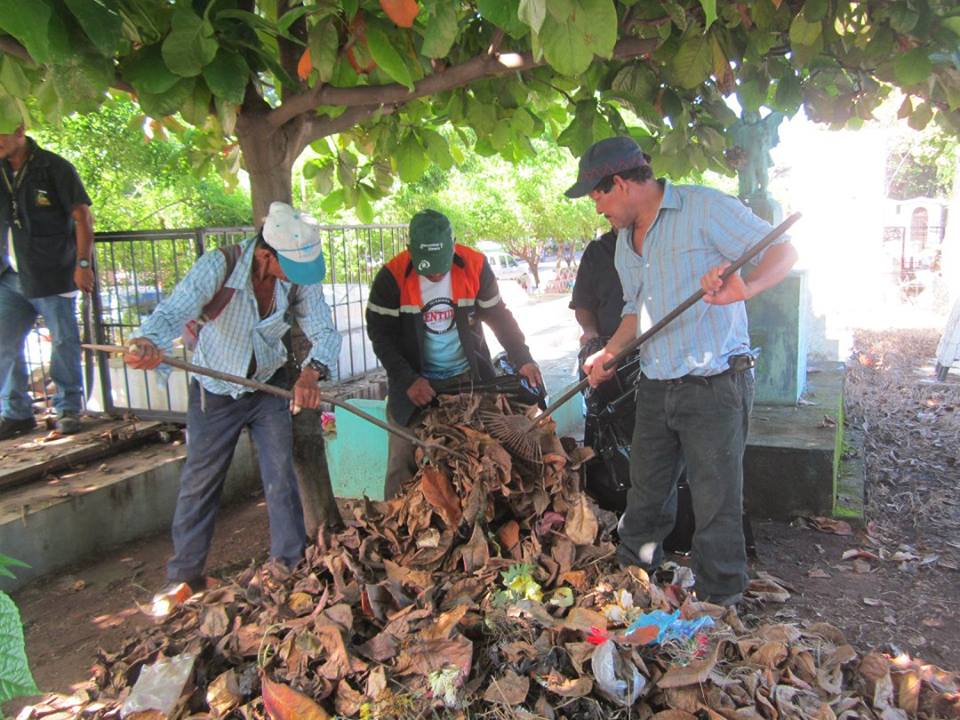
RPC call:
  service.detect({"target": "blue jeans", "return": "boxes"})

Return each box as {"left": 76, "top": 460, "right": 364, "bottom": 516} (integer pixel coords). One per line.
{"left": 167, "top": 379, "right": 306, "bottom": 582}
{"left": 0, "top": 270, "right": 83, "bottom": 420}
{"left": 617, "top": 371, "right": 754, "bottom": 600}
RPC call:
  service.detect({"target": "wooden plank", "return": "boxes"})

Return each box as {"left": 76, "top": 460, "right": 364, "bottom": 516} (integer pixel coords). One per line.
{"left": 0, "top": 421, "right": 175, "bottom": 493}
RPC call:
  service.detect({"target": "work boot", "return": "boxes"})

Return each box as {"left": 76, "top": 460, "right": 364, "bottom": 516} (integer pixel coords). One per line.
{"left": 56, "top": 412, "right": 82, "bottom": 435}
{"left": 0, "top": 416, "right": 38, "bottom": 440}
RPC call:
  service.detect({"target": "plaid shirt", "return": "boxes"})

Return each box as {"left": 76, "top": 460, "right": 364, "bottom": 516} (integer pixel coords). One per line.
{"left": 615, "top": 181, "right": 788, "bottom": 380}
{"left": 136, "top": 238, "right": 341, "bottom": 397}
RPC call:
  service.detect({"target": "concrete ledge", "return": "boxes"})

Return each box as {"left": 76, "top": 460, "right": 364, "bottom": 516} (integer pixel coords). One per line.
{"left": 745, "top": 362, "right": 858, "bottom": 520}
{"left": 0, "top": 432, "right": 261, "bottom": 593}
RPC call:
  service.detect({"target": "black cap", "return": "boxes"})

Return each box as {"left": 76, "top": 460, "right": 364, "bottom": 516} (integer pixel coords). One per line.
{"left": 565, "top": 136, "right": 649, "bottom": 198}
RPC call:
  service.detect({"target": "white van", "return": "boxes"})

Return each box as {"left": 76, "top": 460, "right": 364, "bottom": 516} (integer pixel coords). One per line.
{"left": 477, "top": 241, "right": 529, "bottom": 282}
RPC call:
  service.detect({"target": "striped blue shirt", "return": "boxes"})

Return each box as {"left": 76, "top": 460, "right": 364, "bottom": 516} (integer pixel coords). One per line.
{"left": 136, "top": 238, "right": 341, "bottom": 397}
{"left": 615, "top": 181, "right": 786, "bottom": 380}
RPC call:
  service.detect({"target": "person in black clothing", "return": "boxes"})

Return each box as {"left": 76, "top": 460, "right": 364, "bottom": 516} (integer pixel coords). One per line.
{"left": 570, "top": 229, "right": 623, "bottom": 347}
{"left": 0, "top": 124, "right": 94, "bottom": 439}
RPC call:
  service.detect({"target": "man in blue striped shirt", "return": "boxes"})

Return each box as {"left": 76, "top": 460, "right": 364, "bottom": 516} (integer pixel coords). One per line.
{"left": 124, "top": 202, "right": 341, "bottom": 607}
{"left": 571, "top": 137, "right": 798, "bottom": 606}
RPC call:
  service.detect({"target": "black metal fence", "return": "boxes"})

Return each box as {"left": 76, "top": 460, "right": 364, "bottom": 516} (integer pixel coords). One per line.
{"left": 22, "top": 223, "right": 408, "bottom": 422}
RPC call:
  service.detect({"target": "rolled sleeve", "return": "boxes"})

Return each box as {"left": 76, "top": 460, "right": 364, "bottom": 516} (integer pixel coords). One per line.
{"left": 295, "top": 284, "right": 342, "bottom": 370}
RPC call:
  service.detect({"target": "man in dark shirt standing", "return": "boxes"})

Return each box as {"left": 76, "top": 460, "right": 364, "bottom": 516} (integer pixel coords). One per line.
{"left": 570, "top": 229, "right": 623, "bottom": 347}
{"left": 0, "top": 123, "right": 94, "bottom": 438}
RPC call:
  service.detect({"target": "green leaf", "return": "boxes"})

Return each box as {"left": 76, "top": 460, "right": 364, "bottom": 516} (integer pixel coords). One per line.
{"left": 466, "top": 95, "right": 497, "bottom": 133}
{"left": 320, "top": 188, "right": 345, "bottom": 213}
{"left": 52, "top": 50, "right": 113, "bottom": 114}
{"left": 660, "top": 0, "right": 688, "bottom": 32}
{"left": 123, "top": 46, "right": 181, "bottom": 95}
{"left": 698, "top": 0, "right": 717, "bottom": 30}
{"left": 944, "top": 17, "right": 960, "bottom": 36}
{"left": 802, "top": 0, "right": 828, "bottom": 22}
{"left": 547, "top": 0, "right": 575, "bottom": 23}
{"left": 0, "top": 556, "right": 28, "bottom": 581}
{"left": 422, "top": 129, "right": 454, "bottom": 169}
{"left": 789, "top": 13, "right": 822, "bottom": 47}
{"left": 307, "top": 19, "right": 339, "bottom": 83}
{"left": 610, "top": 64, "right": 657, "bottom": 105}
{"left": 0, "top": 95, "right": 24, "bottom": 134}
{"left": 557, "top": 102, "right": 598, "bottom": 156}
{"left": 906, "top": 100, "right": 932, "bottom": 130}
{"left": 477, "top": 0, "right": 528, "bottom": 38}
{"left": 0, "top": 58, "right": 31, "bottom": 98}
{"left": 396, "top": 132, "right": 429, "bottom": 182}
{"left": 0, "top": 591, "right": 38, "bottom": 704}
{"left": 736, "top": 78, "right": 767, "bottom": 112}
{"left": 773, "top": 72, "right": 802, "bottom": 113}
{"left": 539, "top": 0, "right": 616, "bottom": 77}
{"left": 203, "top": 49, "right": 248, "bottom": 103}
{"left": 355, "top": 186, "right": 374, "bottom": 223}
{"left": 180, "top": 81, "right": 212, "bottom": 126}
{"left": 162, "top": 8, "right": 219, "bottom": 77}
{"left": 894, "top": 48, "right": 933, "bottom": 86}
{"left": 670, "top": 28, "right": 712, "bottom": 89}
{"left": 0, "top": 0, "right": 53, "bottom": 64}
{"left": 887, "top": 3, "right": 919, "bottom": 34}
{"left": 64, "top": 0, "right": 123, "bottom": 57}
{"left": 311, "top": 161, "right": 336, "bottom": 195}
{"left": 519, "top": 0, "right": 548, "bottom": 33}
{"left": 139, "top": 77, "right": 196, "bottom": 118}
{"left": 364, "top": 24, "right": 414, "bottom": 90}
{"left": 421, "top": 2, "right": 458, "bottom": 58}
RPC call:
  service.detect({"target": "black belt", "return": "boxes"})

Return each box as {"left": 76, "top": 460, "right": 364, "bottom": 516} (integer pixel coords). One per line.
{"left": 648, "top": 354, "right": 755, "bottom": 386}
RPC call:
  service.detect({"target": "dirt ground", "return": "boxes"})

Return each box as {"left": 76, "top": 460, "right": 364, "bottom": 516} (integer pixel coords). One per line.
{"left": 5, "top": 327, "right": 960, "bottom": 715}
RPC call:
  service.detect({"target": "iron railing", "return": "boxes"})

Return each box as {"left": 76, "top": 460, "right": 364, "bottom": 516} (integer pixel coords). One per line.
{"left": 21, "top": 223, "right": 408, "bottom": 422}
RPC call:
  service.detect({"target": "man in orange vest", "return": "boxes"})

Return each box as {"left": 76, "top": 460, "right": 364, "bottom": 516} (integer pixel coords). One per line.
{"left": 366, "top": 209, "right": 543, "bottom": 497}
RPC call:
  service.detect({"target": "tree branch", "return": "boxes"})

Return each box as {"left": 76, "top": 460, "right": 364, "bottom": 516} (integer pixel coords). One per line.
{"left": 269, "top": 36, "right": 657, "bottom": 129}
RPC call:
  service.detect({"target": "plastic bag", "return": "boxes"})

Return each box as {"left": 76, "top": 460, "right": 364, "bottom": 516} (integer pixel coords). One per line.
{"left": 590, "top": 639, "right": 646, "bottom": 707}
{"left": 624, "top": 609, "right": 715, "bottom": 645}
{"left": 120, "top": 653, "right": 196, "bottom": 717}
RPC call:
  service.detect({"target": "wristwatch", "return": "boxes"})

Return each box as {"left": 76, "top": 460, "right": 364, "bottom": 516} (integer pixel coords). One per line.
{"left": 305, "top": 358, "right": 330, "bottom": 381}
{"left": 77, "top": 258, "right": 91, "bottom": 269}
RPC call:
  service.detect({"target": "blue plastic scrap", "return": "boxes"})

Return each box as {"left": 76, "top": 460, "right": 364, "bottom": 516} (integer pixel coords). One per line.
{"left": 624, "top": 609, "right": 714, "bottom": 645}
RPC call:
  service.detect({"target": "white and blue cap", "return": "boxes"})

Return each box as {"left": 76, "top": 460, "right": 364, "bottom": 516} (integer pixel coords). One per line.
{"left": 262, "top": 201, "right": 326, "bottom": 285}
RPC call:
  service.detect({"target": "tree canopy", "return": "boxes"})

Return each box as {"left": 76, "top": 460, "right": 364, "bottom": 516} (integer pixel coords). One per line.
{"left": 1, "top": 0, "right": 958, "bottom": 221}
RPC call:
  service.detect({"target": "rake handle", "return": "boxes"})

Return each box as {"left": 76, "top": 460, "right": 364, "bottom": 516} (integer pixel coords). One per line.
{"left": 536, "top": 212, "right": 801, "bottom": 424}
{"left": 81, "top": 342, "right": 461, "bottom": 461}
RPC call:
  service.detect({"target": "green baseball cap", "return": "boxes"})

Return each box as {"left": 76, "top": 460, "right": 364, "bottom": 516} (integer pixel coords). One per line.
{"left": 409, "top": 209, "right": 454, "bottom": 275}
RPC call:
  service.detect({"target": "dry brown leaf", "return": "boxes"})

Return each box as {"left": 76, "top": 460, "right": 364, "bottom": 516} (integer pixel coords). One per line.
{"left": 206, "top": 669, "right": 242, "bottom": 715}
{"left": 483, "top": 669, "right": 530, "bottom": 705}
{"left": 808, "top": 517, "right": 854, "bottom": 535}
{"left": 658, "top": 643, "right": 719, "bottom": 688}
{"left": 541, "top": 672, "right": 593, "bottom": 698}
{"left": 334, "top": 679, "right": 365, "bottom": 717}
{"left": 261, "top": 674, "right": 330, "bottom": 720}
{"left": 420, "top": 465, "right": 462, "bottom": 527}
{"left": 565, "top": 495, "right": 599, "bottom": 545}
{"left": 562, "top": 607, "right": 606, "bottom": 633}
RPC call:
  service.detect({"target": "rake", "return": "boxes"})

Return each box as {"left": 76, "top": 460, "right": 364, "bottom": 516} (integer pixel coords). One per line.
{"left": 82, "top": 343, "right": 468, "bottom": 464}
{"left": 482, "top": 212, "right": 802, "bottom": 461}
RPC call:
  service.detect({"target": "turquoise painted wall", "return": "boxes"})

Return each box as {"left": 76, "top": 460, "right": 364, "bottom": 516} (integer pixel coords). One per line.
{"left": 324, "top": 385, "right": 584, "bottom": 499}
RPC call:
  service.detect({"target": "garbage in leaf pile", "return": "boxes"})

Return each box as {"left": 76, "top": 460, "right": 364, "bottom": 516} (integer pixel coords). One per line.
{"left": 22, "top": 393, "right": 960, "bottom": 719}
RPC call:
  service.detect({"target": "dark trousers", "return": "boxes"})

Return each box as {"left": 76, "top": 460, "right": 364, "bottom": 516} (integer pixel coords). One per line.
{"left": 384, "top": 407, "right": 418, "bottom": 500}
{"left": 617, "top": 370, "right": 754, "bottom": 600}
{"left": 167, "top": 380, "right": 306, "bottom": 583}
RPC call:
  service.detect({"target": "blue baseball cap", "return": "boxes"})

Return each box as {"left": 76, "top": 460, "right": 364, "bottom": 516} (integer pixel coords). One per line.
{"left": 565, "top": 136, "right": 650, "bottom": 198}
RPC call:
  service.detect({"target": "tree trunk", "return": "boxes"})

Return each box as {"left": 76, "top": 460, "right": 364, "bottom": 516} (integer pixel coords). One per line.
{"left": 235, "top": 110, "right": 343, "bottom": 533}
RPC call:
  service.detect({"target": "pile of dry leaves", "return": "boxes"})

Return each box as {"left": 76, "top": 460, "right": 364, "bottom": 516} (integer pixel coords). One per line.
{"left": 21, "top": 393, "right": 960, "bottom": 719}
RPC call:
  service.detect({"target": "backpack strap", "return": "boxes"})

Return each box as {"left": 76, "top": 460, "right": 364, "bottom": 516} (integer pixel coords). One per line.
{"left": 199, "top": 244, "right": 244, "bottom": 322}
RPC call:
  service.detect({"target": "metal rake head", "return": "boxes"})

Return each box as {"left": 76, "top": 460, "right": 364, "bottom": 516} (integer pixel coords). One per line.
{"left": 480, "top": 411, "right": 542, "bottom": 463}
